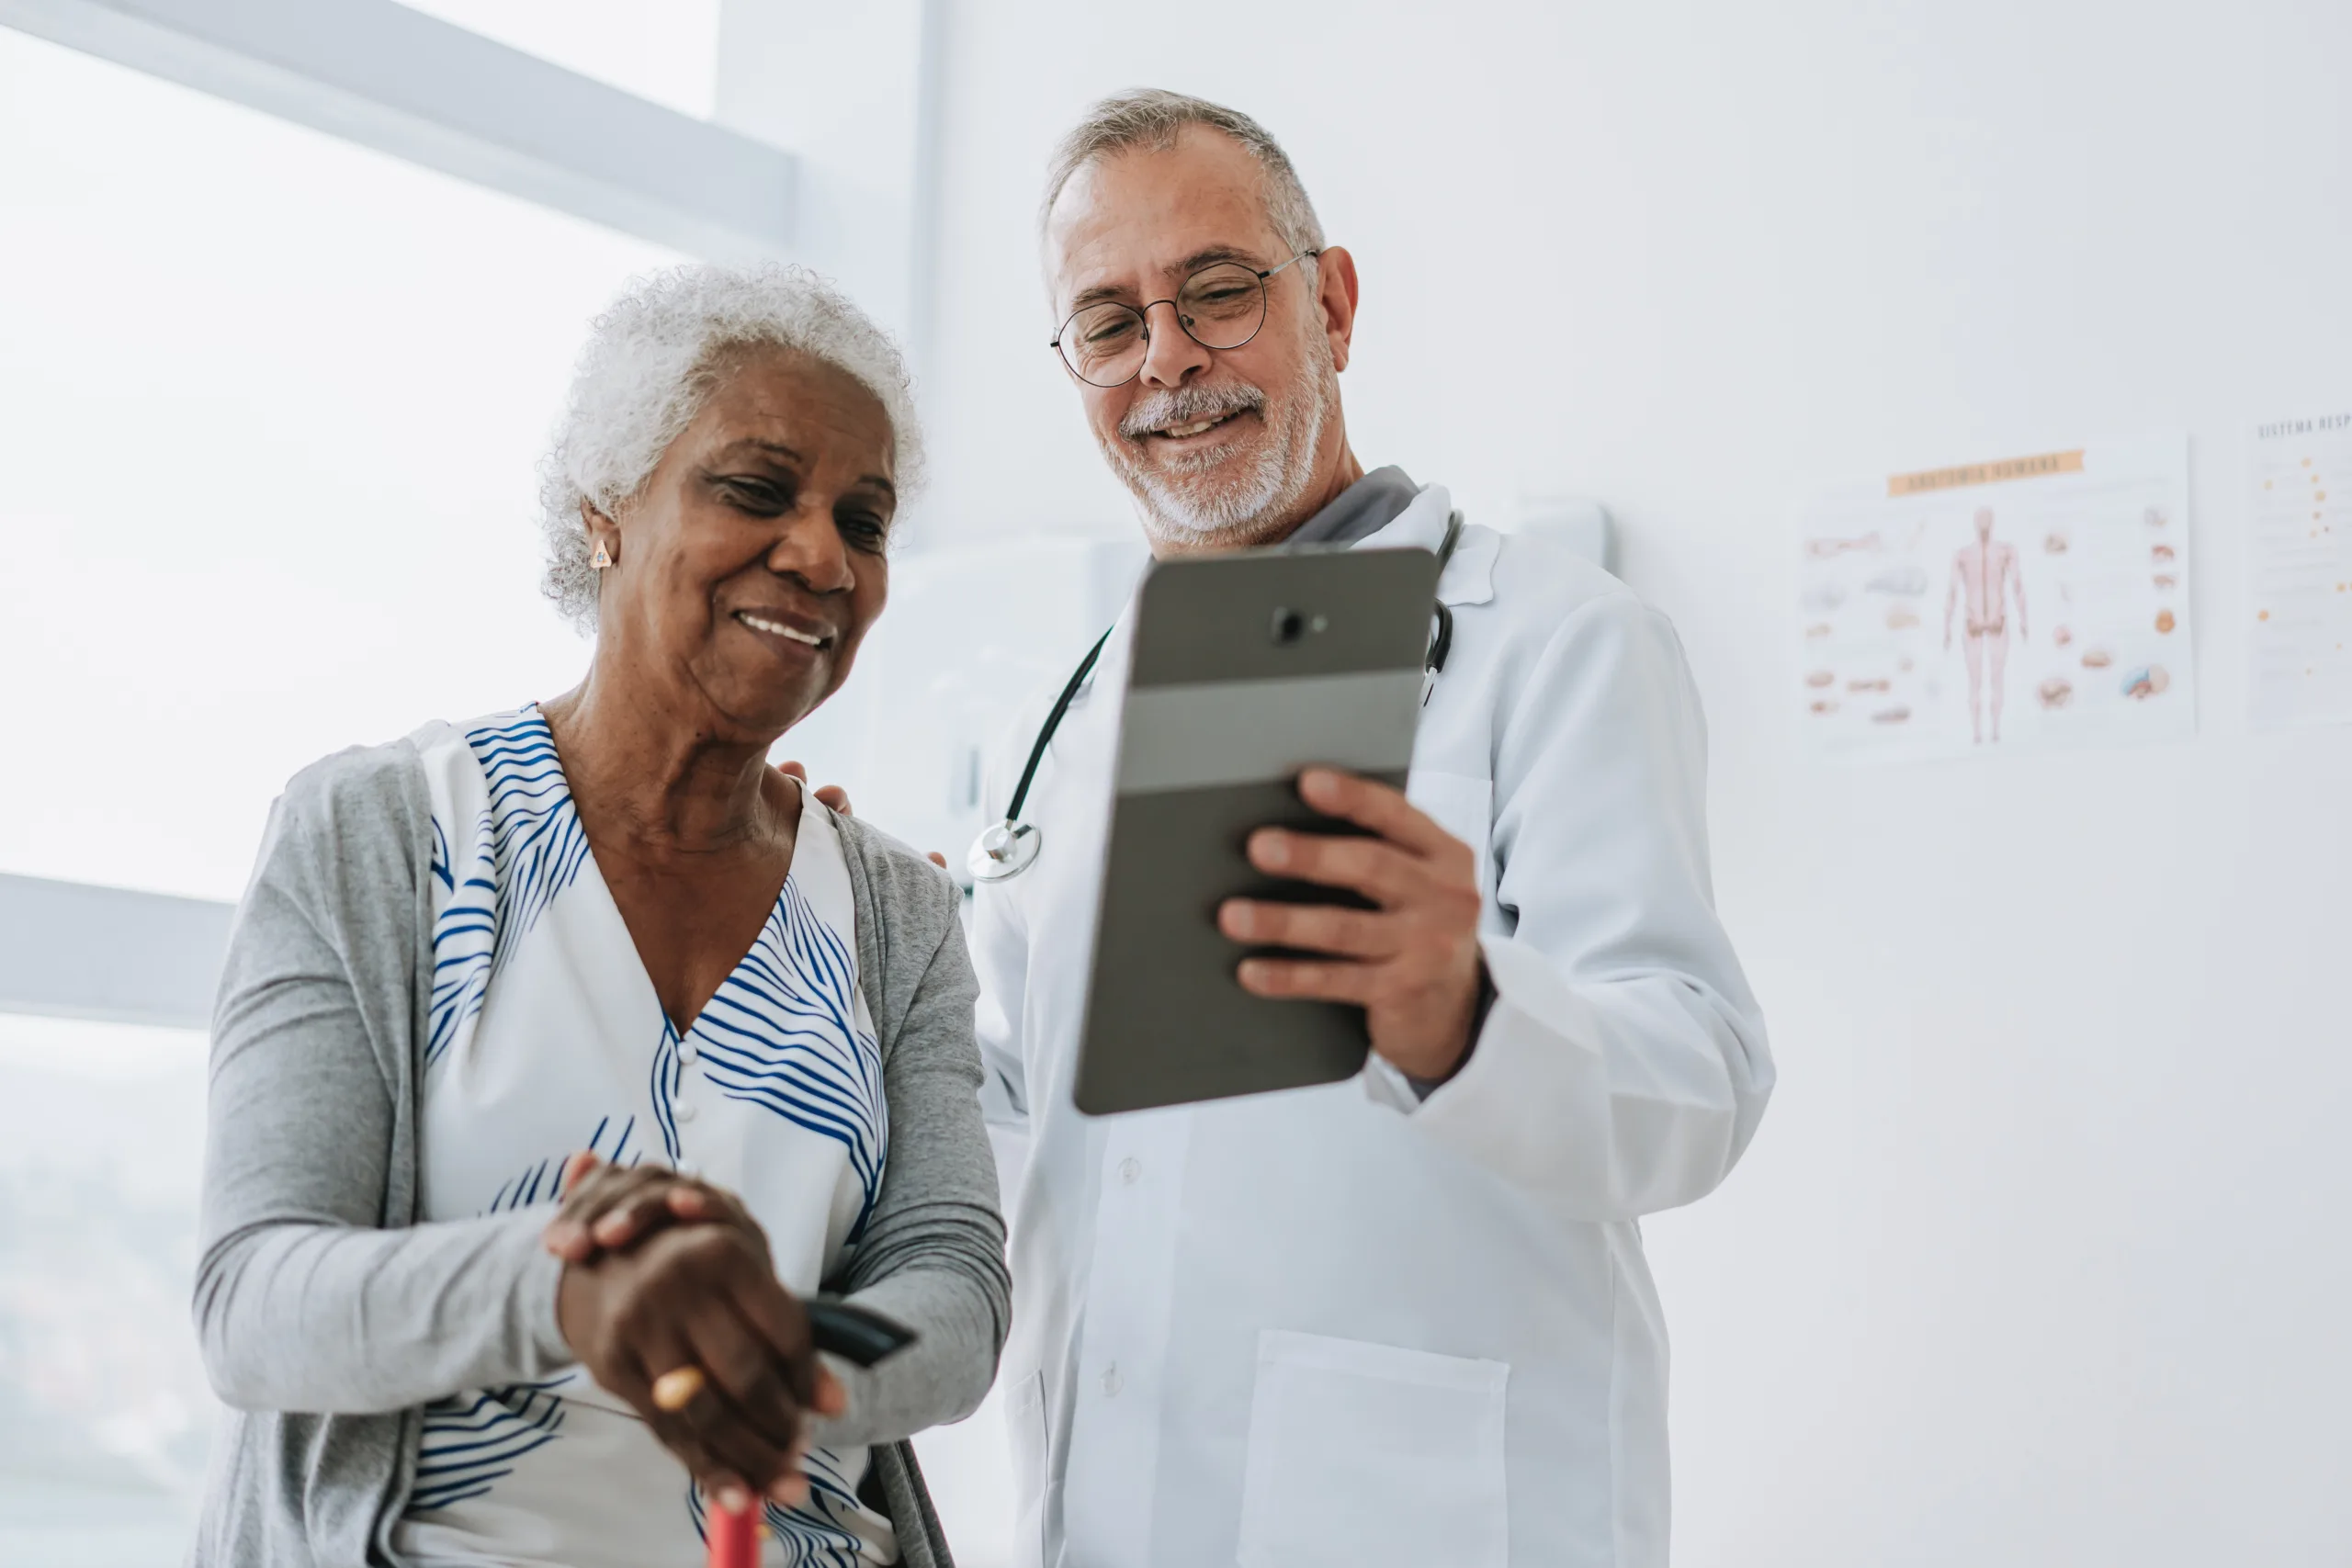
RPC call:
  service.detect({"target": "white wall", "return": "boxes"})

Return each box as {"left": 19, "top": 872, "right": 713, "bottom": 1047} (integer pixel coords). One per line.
{"left": 909, "top": 2, "right": 2352, "bottom": 1562}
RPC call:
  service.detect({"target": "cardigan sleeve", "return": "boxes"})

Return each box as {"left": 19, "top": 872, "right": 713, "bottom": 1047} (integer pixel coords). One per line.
{"left": 191, "top": 753, "right": 574, "bottom": 1414}
{"left": 812, "top": 840, "right": 1012, "bottom": 1449}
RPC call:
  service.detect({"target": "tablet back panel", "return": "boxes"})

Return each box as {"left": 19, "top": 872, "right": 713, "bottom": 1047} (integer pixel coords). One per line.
{"left": 1073, "top": 545, "right": 1442, "bottom": 1116}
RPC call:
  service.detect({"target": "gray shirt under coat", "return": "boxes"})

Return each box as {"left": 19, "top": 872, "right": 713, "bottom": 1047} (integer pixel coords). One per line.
{"left": 1283, "top": 464, "right": 1419, "bottom": 547}
{"left": 189, "top": 736, "right": 1009, "bottom": 1566}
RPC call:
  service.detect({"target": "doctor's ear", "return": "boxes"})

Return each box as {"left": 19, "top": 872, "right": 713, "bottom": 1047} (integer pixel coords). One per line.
{"left": 1314, "top": 245, "right": 1361, "bottom": 374}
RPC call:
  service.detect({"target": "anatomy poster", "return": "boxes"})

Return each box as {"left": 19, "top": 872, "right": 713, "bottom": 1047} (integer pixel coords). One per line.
{"left": 2245, "top": 410, "right": 2352, "bottom": 729}
{"left": 1796, "top": 434, "right": 2195, "bottom": 761}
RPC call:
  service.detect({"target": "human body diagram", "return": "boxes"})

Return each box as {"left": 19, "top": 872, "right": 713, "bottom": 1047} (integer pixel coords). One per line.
{"left": 1943, "top": 507, "right": 2028, "bottom": 743}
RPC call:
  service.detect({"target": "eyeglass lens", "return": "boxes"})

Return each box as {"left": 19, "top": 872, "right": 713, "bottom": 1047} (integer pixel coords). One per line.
{"left": 1057, "top": 262, "right": 1269, "bottom": 387}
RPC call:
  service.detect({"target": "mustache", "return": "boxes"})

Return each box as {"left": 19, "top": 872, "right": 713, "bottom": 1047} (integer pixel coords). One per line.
{"left": 1118, "top": 380, "right": 1264, "bottom": 441}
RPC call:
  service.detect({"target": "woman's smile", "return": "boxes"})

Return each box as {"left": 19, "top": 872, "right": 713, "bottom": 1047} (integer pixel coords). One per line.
{"left": 731, "top": 606, "right": 834, "bottom": 649}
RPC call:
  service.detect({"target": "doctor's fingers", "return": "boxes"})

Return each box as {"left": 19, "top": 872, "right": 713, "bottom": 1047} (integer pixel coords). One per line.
{"left": 1296, "top": 768, "right": 1468, "bottom": 862}
{"left": 1235, "top": 953, "right": 1380, "bottom": 1004}
{"left": 1217, "top": 897, "right": 1399, "bottom": 957}
{"left": 1245, "top": 828, "right": 1436, "bottom": 907}
{"left": 775, "top": 760, "right": 854, "bottom": 817}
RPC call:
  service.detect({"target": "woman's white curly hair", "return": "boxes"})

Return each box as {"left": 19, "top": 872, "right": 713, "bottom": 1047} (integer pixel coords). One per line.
{"left": 537, "top": 262, "right": 925, "bottom": 633}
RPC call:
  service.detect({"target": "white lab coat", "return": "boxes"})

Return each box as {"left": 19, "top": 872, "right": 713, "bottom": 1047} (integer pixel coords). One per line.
{"left": 969, "top": 483, "right": 1773, "bottom": 1568}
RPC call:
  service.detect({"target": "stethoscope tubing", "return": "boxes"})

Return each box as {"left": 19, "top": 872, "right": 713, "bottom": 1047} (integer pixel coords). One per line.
{"left": 968, "top": 512, "right": 1464, "bottom": 884}
{"left": 1005, "top": 627, "right": 1114, "bottom": 828}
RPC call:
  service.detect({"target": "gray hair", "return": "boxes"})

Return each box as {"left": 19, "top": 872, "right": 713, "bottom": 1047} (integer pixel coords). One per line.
{"left": 537, "top": 262, "right": 924, "bottom": 633}
{"left": 1038, "top": 89, "right": 1326, "bottom": 258}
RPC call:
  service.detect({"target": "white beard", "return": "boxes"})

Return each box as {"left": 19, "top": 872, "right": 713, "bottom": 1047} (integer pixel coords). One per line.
{"left": 1100, "top": 326, "right": 1338, "bottom": 550}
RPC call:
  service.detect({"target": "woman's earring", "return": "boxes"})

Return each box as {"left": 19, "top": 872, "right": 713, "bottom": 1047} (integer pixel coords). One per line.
{"left": 590, "top": 539, "right": 613, "bottom": 570}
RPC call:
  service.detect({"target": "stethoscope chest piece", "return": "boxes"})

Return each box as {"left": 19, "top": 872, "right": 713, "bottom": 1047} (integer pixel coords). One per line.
{"left": 967, "top": 818, "right": 1042, "bottom": 883}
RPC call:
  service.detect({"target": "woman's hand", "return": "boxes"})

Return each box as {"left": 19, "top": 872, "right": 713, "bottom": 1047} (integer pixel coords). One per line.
{"left": 548, "top": 1155, "right": 843, "bottom": 1512}
{"left": 544, "top": 1153, "right": 759, "bottom": 1266}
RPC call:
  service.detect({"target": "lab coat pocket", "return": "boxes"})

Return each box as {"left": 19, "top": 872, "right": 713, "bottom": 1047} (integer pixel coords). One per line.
{"left": 1004, "top": 1371, "right": 1049, "bottom": 1568}
{"left": 1408, "top": 769, "right": 1495, "bottom": 911}
{"left": 1237, "top": 1330, "right": 1510, "bottom": 1568}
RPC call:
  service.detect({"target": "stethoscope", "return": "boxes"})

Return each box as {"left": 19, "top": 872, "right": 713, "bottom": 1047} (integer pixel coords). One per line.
{"left": 966, "top": 513, "right": 1464, "bottom": 885}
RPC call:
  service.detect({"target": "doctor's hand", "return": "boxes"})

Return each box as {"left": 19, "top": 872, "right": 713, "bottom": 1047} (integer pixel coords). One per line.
{"left": 775, "top": 760, "right": 854, "bottom": 815}
{"left": 775, "top": 761, "right": 949, "bottom": 869}
{"left": 1216, "top": 767, "right": 1487, "bottom": 1085}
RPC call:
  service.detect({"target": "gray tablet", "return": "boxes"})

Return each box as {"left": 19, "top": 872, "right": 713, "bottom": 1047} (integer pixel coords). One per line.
{"left": 1071, "top": 544, "right": 1442, "bottom": 1116}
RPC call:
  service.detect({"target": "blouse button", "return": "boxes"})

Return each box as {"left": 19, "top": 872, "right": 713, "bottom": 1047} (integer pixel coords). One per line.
{"left": 676, "top": 1100, "right": 698, "bottom": 1124}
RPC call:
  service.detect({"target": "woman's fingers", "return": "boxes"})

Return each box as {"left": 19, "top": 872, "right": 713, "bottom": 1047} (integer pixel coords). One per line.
{"left": 589, "top": 1183, "right": 689, "bottom": 1249}
{"left": 628, "top": 1258, "right": 801, "bottom": 1503}
{"left": 650, "top": 1365, "right": 706, "bottom": 1412}
{"left": 560, "top": 1149, "right": 602, "bottom": 1193}
{"left": 544, "top": 1152, "right": 616, "bottom": 1258}
{"left": 720, "top": 1253, "right": 819, "bottom": 1407}
{"left": 676, "top": 1343, "right": 799, "bottom": 1500}
{"left": 687, "top": 1300, "right": 800, "bottom": 1448}
{"left": 813, "top": 1362, "right": 847, "bottom": 1418}
{"left": 556, "top": 1223, "right": 820, "bottom": 1512}
{"left": 619, "top": 1322, "right": 756, "bottom": 1510}
{"left": 545, "top": 1164, "right": 756, "bottom": 1263}
{"left": 683, "top": 1303, "right": 809, "bottom": 1505}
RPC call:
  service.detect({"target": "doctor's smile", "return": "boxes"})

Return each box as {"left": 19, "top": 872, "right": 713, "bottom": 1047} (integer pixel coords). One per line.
{"left": 1119, "top": 385, "right": 1265, "bottom": 449}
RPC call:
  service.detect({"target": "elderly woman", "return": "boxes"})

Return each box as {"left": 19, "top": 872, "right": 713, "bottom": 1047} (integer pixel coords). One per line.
{"left": 190, "top": 265, "right": 1005, "bottom": 1567}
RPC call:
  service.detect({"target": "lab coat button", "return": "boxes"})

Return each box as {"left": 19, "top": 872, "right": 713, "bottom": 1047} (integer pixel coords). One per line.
{"left": 1117, "top": 1157, "right": 1141, "bottom": 1185}
{"left": 1102, "top": 1363, "right": 1122, "bottom": 1396}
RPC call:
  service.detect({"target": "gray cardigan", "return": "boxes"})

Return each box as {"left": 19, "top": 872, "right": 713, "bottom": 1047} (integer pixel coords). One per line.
{"left": 189, "top": 736, "right": 1009, "bottom": 1566}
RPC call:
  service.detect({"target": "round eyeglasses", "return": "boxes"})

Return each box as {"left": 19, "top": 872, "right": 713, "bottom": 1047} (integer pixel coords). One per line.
{"left": 1050, "top": 252, "right": 1319, "bottom": 388}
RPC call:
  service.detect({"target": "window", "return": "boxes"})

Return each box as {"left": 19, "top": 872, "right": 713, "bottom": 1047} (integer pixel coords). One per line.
{"left": 395, "top": 0, "right": 721, "bottom": 120}
{"left": 0, "top": 28, "right": 678, "bottom": 901}
{"left": 0, "top": 1016, "right": 209, "bottom": 1566}
{"left": 1, "top": 16, "right": 1019, "bottom": 1565}
{"left": 0, "top": 23, "right": 675, "bottom": 1561}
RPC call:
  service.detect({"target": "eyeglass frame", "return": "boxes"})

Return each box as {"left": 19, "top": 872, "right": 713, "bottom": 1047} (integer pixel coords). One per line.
{"left": 1047, "top": 250, "right": 1322, "bottom": 388}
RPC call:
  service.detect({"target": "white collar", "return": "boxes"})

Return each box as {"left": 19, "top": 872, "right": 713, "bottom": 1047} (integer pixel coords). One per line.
{"left": 1351, "top": 482, "right": 1497, "bottom": 608}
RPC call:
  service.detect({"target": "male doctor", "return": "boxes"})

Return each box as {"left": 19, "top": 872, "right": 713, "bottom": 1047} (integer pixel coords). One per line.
{"left": 976, "top": 90, "right": 1774, "bottom": 1568}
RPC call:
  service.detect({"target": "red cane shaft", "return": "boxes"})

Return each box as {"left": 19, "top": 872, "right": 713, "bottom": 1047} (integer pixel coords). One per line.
{"left": 707, "top": 1495, "right": 759, "bottom": 1568}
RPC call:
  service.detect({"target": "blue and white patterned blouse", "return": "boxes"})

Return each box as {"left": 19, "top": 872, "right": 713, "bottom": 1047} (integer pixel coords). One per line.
{"left": 390, "top": 706, "right": 896, "bottom": 1568}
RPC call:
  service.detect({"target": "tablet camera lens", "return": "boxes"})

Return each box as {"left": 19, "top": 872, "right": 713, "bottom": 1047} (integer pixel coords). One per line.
{"left": 1270, "top": 608, "right": 1306, "bottom": 646}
